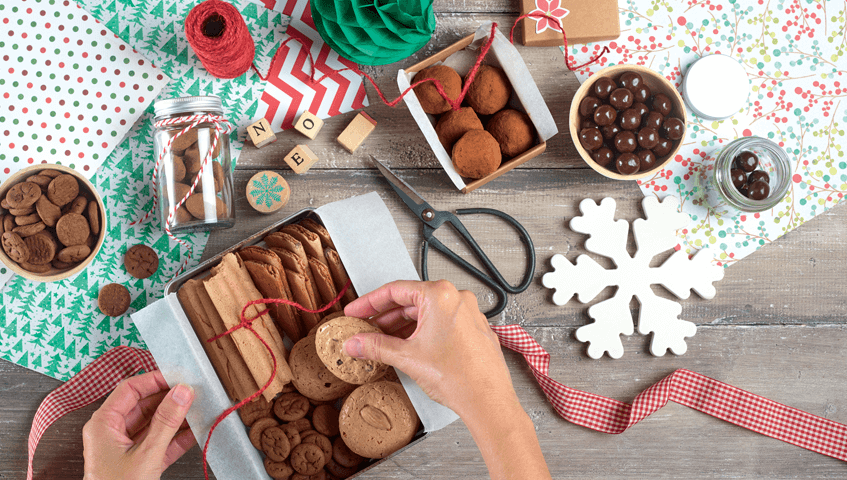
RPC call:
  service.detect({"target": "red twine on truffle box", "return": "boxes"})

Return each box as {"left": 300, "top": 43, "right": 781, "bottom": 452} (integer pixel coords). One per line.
{"left": 199, "top": 279, "right": 352, "bottom": 480}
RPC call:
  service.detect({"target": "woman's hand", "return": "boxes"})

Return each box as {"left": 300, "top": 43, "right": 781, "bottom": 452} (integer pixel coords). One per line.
{"left": 82, "top": 371, "right": 196, "bottom": 480}
{"left": 342, "top": 279, "right": 517, "bottom": 418}
{"left": 343, "top": 280, "right": 552, "bottom": 480}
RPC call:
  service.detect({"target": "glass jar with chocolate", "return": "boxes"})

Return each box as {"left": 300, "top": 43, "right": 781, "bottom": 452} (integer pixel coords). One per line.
{"left": 152, "top": 96, "right": 235, "bottom": 233}
{"left": 712, "top": 137, "right": 791, "bottom": 212}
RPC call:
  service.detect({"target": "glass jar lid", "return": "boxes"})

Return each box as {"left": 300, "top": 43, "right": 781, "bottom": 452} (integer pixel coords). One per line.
{"left": 683, "top": 54, "right": 749, "bottom": 121}
{"left": 153, "top": 95, "right": 223, "bottom": 118}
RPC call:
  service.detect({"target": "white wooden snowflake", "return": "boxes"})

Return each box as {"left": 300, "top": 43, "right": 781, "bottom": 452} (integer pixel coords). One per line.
{"left": 541, "top": 196, "right": 724, "bottom": 359}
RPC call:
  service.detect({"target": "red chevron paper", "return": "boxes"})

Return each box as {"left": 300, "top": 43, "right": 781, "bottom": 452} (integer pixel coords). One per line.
{"left": 257, "top": 0, "right": 368, "bottom": 130}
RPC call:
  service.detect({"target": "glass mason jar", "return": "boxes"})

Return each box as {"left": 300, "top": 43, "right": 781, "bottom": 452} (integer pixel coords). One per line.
{"left": 152, "top": 96, "right": 235, "bottom": 233}
{"left": 712, "top": 136, "right": 791, "bottom": 212}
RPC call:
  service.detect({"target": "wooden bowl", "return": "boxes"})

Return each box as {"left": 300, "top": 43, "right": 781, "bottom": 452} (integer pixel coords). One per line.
{"left": 569, "top": 65, "right": 686, "bottom": 180}
{"left": 0, "top": 164, "right": 107, "bottom": 282}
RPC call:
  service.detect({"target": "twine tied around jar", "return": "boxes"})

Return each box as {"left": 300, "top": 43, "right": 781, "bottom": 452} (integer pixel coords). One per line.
{"left": 130, "top": 113, "right": 233, "bottom": 278}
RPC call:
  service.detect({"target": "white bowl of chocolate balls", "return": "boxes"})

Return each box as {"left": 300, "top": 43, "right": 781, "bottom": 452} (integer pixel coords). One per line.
{"left": 569, "top": 65, "right": 687, "bottom": 180}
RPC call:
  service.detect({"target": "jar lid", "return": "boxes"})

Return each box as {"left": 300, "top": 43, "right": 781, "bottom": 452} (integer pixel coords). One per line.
{"left": 153, "top": 96, "right": 223, "bottom": 118}
{"left": 682, "top": 54, "right": 749, "bottom": 121}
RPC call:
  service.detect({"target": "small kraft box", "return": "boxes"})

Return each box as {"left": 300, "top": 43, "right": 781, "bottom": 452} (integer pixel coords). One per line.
{"left": 519, "top": 0, "right": 621, "bottom": 47}
{"left": 398, "top": 22, "right": 558, "bottom": 194}
{"left": 132, "top": 193, "right": 458, "bottom": 480}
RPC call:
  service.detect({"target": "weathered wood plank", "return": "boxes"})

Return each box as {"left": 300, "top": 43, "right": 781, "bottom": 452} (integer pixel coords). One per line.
{"left": 7, "top": 324, "right": 846, "bottom": 479}
{"left": 204, "top": 168, "right": 847, "bottom": 328}
{"left": 237, "top": 13, "right": 584, "bottom": 171}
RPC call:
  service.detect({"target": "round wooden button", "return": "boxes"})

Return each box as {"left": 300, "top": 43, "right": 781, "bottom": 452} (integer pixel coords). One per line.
{"left": 246, "top": 171, "right": 290, "bottom": 214}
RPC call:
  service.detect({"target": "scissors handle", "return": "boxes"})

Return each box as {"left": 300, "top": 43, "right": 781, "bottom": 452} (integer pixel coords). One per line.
{"left": 421, "top": 238, "right": 508, "bottom": 318}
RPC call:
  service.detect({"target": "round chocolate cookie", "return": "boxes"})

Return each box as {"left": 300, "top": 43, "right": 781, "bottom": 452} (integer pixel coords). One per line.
{"left": 6, "top": 182, "right": 42, "bottom": 209}
{"left": 332, "top": 436, "right": 364, "bottom": 468}
{"left": 87, "top": 200, "right": 101, "bottom": 235}
{"left": 263, "top": 457, "right": 294, "bottom": 480}
{"left": 315, "top": 317, "right": 389, "bottom": 385}
{"left": 301, "top": 432, "right": 332, "bottom": 464}
{"left": 24, "top": 233, "right": 57, "bottom": 265}
{"left": 2, "top": 232, "right": 31, "bottom": 264}
{"left": 274, "top": 392, "right": 310, "bottom": 422}
{"left": 36, "top": 196, "right": 62, "bottom": 228}
{"left": 69, "top": 196, "right": 88, "bottom": 215}
{"left": 56, "top": 213, "right": 90, "bottom": 247}
{"left": 250, "top": 417, "right": 280, "bottom": 450}
{"left": 339, "top": 381, "right": 419, "bottom": 459}
{"left": 57, "top": 245, "right": 90, "bottom": 264}
{"left": 262, "top": 426, "right": 293, "bottom": 462}
{"left": 279, "top": 423, "right": 302, "bottom": 449}
{"left": 47, "top": 175, "right": 80, "bottom": 207}
{"left": 98, "top": 283, "right": 131, "bottom": 317}
{"left": 239, "top": 396, "right": 273, "bottom": 427}
{"left": 124, "top": 244, "right": 159, "bottom": 279}
{"left": 289, "top": 443, "right": 325, "bottom": 475}
{"left": 312, "top": 404, "right": 340, "bottom": 437}
{"left": 289, "top": 335, "right": 357, "bottom": 402}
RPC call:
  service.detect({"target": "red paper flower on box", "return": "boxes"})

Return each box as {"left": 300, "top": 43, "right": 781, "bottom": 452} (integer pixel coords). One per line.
{"left": 529, "top": 0, "right": 569, "bottom": 34}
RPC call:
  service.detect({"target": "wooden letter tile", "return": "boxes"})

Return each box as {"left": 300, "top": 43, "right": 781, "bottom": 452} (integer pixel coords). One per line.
{"left": 337, "top": 111, "right": 377, "bottom": 153}
{"left": 294, "top": 110, "right": 324, "bottom": 140}
{"left": 247, "top": 118, "right": 277, "bottom": 149}
{"left": 284, "top": 145, "right": 319, "bottom": 174}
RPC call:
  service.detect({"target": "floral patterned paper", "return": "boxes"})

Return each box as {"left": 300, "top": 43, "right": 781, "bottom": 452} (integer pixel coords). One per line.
{"left": 529, "top": 0, "right": 570, "bottom": 34}
{"left": 567, "top": 0, "right": 846, "bottom": 266}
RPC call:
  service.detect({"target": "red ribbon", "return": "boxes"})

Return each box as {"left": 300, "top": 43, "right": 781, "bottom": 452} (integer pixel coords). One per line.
{"left": 199, "top": 279, "right": 352, "bottom": 480}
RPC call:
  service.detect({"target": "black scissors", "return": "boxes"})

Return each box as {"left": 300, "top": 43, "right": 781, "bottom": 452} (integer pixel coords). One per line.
{"left": 371, "top": 156, "right": 535, "bottom": 318}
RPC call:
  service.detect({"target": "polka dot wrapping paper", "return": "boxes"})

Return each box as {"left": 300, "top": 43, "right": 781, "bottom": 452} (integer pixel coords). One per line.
{"left": 0, "top": 0, "right": 290, "bottom": 381}
{"left": 566, "top": 0, "right": 846, "bottom": 267}
{"left": 0, "top": 0, "right": 170, "bottom": 181}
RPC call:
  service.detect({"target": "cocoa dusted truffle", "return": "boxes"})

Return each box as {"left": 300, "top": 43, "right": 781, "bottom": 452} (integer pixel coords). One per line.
{"left": 436, "top": 107, "right": 484, "bottom": 152}
{"left": 465, "top": 65, "right": 512, "bottom": 115}
{"left": 452, "top": 130, "right": 502, "bottom": 179}
{"left": 413, "top": 65, "right": 462, "bottom": 115}
{"left": 486, "top": 109, "right": 536, "bottom": 158}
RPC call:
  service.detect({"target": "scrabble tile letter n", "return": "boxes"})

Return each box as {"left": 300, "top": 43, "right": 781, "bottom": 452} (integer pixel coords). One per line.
{"left": 284, "top": 145, "right": 319, "bottom": 174}
{"left": 248, "top": 118, "right": 277, "bottom": 148}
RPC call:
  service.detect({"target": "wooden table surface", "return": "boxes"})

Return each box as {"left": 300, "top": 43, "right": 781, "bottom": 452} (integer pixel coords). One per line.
{"left": 4, "top": 3, "right": 847, "bottom": 479}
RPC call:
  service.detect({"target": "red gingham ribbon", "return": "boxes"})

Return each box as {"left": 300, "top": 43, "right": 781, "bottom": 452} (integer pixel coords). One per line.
{"left": 131, "top": 113, "right": 233, "bottom": 278}
{"left": 490, "top": 324, "right": 847, "bottom": 462}
{"left": 27, "top": 346, "right": 158, "bottom": 480}
{"left": 27, "top": 322, "right": 846, "bottom": 478}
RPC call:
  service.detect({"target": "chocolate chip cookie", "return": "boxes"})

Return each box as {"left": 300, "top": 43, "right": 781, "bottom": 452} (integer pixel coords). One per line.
{"left": 315, "top": 317, "right": 389, "bottom": 385}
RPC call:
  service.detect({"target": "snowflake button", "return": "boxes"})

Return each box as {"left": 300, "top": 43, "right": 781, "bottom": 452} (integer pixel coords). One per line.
{"left": 542, "top": 197, "right": 725, "bottom": 360}
{"left": 247, "top": 171, "right": 290, "bottom": 214}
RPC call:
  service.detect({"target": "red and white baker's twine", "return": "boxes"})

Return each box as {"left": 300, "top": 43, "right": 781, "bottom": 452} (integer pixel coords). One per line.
{"left": 131, "top": 113, "right": 233, "bottom": 278}
{"left": 28, "top": 321, "right": 846, "bottom": 479}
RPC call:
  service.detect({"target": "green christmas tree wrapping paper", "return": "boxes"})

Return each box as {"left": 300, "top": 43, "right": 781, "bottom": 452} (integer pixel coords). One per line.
{"left": 0, "top": 0, "right": 291, "bottom": 381}
{"left": 311, "top": 0, "right": 435, "bottom": 66}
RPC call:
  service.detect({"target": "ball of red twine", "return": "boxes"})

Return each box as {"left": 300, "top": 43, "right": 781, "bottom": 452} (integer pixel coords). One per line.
{"left": 185, "top": 0, "right": 255, "bottom": 79}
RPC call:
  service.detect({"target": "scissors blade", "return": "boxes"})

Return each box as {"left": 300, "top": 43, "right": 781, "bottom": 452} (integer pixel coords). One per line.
{"left": 370, "top": 155, "right": 433, "bottom": 218}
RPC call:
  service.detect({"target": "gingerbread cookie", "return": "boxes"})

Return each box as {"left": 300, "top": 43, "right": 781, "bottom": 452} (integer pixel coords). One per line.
{"left": 288, "top": 417, "right": 312, "bottom": 433}
{"left": 46, "top": 174, "right": 80, "bottom": 207}
{"left": 332, "top": 436, "right": 364, "bottom": 468}
{"left": 98, "top": 283, "right": 131, "bottom": 317}
{"left": 289, "top": 335, "right": 356, "bottom": 402}
{"left": 311, "top": 404, "right": 340, "bottom": 437}
{"left": 68, "top": 196, "right": 88, "bottom": 215}
{"left": 124, "top": 244, "right": 159, "bottom": 279}
{"left": 26, "top": 175, "right": 53, "bottom": 191}
{"left": 301, "top": 432, "right": 332, "bottom": 464}
{"left": 339, "top": 381, "right": 419, "bottom": 459}
{"left": 289, "top": 443, "right": 325, "bottom": 475}
{"left": 279, "top": 423, "right": 302, "bottom": 449}
{"left": 262, "top": 426, "right": 292, "bottom": 462}
{"left": 249, "top": 417, "right": 280, "bottom": 450}
{"left": 315, "top": 317, "right": 388, "bottom": 385}
{"left": 2, "top": 232, "right": 30, "bottom": 263}
{"left": 55, "top": 213, "right": 90, "bottom": 246}
{"left": 24, "top": 233, "right": 57, "bottom": 265}
{"left": 263, "top": 457, "right": 294, "bottom": 480}
{"left": 6, "top": 182, "right": 42, "bottom": 209}
{"left": 239, "top": 396, "right": 273, "bottom": 426}
{"left": 36, "top": 196, "right": 62, "bottom": 227}
{"left": 274, "top": 392, "right": 310, "bottom": 422}
{"left": 87, "top": 200, "right": 101, "bottom": 235}
{"left": 57, "top": 245, "right": 90, "bottom": 264}
{"left": 13, "top": 221, "right": 46, "bottom": 238}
